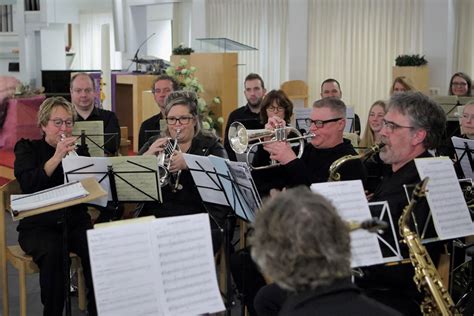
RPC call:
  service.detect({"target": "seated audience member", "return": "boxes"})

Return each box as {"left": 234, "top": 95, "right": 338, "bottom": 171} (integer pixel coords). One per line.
{"left": 251, "top": 89, "right": 295, "bottom": 198}
{"left": 138, "top": 91, "right": 229, "bottom": 251}
{"left": 70, "top": 73, "right": 120, "bottom": 156}
{"left": 250, "top": 187, "right": 401, "bottom": 316}
{"left": 449, "top": 72, "right": 472, "bottom": 97}
{"left": 390, "top": 76, "right": 415, "bottom": 95}
{"left": 320, "top": 78, "right": 361, "bottom": 135}
{"left": 14, "top": 97, "right": 96, "bottom": 316}
{"left": 357, "top": 92, "right": 447, "bottom": 315}
{"left": 359, "top": 100, "right": 390, "bottom": 193}
{"left": 460, "top": 101, "right": 474, "bottom": 139}
{"left": 138, "top": 75, "right": 179, "bottom": 149}
{"left": 264, "top": 97, "right": 367, "bottom": 186}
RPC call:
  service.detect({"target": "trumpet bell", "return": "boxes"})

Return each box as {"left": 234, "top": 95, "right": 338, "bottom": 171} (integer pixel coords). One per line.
{"left": 229, "top": 122, "right": 249, "bottom": 154}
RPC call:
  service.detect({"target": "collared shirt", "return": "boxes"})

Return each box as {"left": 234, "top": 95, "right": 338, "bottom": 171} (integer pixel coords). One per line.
{"left": 224, "top": 104, "right": 264, "bottom": 161}
{"left": 76, "top": 107, "right": 120, "bottom": 155}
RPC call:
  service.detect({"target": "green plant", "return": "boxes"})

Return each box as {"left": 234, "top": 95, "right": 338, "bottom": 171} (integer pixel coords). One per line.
{"left": 395, "top": 54, "right": 428, "bottom": 67}
{"left": 172, "top": 44, "right": 194, "bottom": 55}
{"left": 165, "top": 58, "right": 223, "bottom": 133}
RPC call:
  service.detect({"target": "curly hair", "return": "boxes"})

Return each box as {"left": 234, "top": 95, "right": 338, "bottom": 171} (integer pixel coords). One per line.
{"left": 387, "top": 92, "right": 446, "bottom": 149}
{"left": 250, "top": 187, "right": 351, "bottom": 292}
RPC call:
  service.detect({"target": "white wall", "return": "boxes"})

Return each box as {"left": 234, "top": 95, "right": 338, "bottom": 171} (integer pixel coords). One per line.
{"left": 287, "top": 0, "right": 308, "bottom": 82}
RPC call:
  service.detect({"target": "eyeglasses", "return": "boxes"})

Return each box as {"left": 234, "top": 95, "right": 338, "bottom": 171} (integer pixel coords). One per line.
{"left": 49, "top": 119, "right": 74, "bottom": 128}
{"left": 305, "top": 117, "right": 342, "bottom": 128}
{"left": 267, "top": 106, "right": 285, "bottom": 113}
{"left": 451, "top": 82, "right": 467, "bottom": 87}
{"left": 166, "top": 116, "right": 194, "bottom": 125}
{"left": 72, "top": 88, "right": 93, "bottom": 94}
{"left": 382, "top": 119, "right": 414, "bottom": 132}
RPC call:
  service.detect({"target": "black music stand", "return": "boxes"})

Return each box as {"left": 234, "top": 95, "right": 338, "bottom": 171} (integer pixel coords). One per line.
{"left": 453, "top": 141, "right": 474, "bottom": 179}
{"left": 11, "top": 178, "right": 107, "bottom": 316}
{"left": 74, "top": 129, "right": 119, "bottom": 157}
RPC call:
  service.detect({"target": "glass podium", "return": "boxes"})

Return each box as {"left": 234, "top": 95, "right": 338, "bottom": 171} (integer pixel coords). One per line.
{"left": 195, "top": 38, "right": 257, "bottom": 53}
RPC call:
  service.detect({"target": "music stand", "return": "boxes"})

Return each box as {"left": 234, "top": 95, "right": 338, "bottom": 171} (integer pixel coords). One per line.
{"left": 184, "top": 154, "right": 260, "bottom": 315}
{"left": 452, "top": 136, "right": 474, "bottom": 179}
{"left": 10, "top": 178, "right": 107, "bottom": 316}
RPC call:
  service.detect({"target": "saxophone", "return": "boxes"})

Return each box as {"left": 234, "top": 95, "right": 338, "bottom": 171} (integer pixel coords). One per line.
{"left": 399, "top": 177, "right": 460, "bottom": 316}
{"left": 328, "top": 142, "right": 385, "bottom": 181}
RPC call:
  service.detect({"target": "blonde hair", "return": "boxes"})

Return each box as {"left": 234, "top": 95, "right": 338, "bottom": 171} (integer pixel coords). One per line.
{"left": 38, "top": 96, "right": 76, "bottom": 128}
{"left": 359, "top": 100, "right": 386, "bottom": 148}
{"left": 390, "top": 76, "right": 415, "bottom": 95}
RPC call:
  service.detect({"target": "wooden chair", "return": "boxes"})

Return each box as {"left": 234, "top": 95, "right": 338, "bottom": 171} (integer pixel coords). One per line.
{"left": 280, "top": 80, "right": 309, "bottom": 107}
{"left": 0, "top": 179, "right": 86, "bottom": 316}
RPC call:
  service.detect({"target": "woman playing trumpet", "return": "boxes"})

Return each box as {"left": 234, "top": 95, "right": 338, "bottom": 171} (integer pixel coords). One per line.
{"left": 138, "top": 91, "right": 228, "bottom": 250}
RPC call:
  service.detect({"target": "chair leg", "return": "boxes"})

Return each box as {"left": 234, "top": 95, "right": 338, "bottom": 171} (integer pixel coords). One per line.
{"left": 18, "top": 264, "right": 27, "bottom": 316}
{"left": 1, "top": 258, "right": 9, "bottom": 316}
{"left": 77, "top": 264, "right": 86, "bottom": 311}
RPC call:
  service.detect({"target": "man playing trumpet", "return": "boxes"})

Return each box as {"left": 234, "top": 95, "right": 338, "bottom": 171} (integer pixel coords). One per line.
{"left": 263, "top": 97, "right": 367, "bottom": 187}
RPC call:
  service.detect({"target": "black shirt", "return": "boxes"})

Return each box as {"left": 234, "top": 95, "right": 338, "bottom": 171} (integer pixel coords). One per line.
{"left": 14, "top": 138, "right": 90, "bottom": 231}
{"left": 224, "top": 104, "right": 264, "bottom": 161}
{"left": 283, "top": 139, "right": 367, "bottom": 187}
{"left": 138, "top": 113, "right": 163, "bottom": 150}
{"left": 76, "top": 107, "right": 120, "bottom": 155}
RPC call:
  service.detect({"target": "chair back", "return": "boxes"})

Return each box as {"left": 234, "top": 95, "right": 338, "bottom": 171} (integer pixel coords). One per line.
{"left": 280, "top": 80, "right": 309, "bottom": 107}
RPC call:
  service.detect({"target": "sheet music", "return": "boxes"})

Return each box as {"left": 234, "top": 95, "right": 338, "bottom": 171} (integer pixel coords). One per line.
{"left": 111, "top": 156, "right": 160, "bottom": 201}
{"left": 183, "top": 154, "right": 228, "bottom": 205}
{"left": 415, "top": 157, "right": 474, "bottom": 240}
{"left": 87, "top": 219, "right": 162, "bottom": 316}
{"left": 310, "top": 180, "right": 384, "bottom": 267}
{"left": 10, "top": 181, "right": 89, "bottom": 212}
{"left": 452, "top": 136, "right": 474, "bottom": 179}
{"left": 150, "top": 214, "right": 225, "bottom": 315}
{"left": 62, "top": 156, "right": 110, "bottom": 206}
{"left": 73, "top": 121, "right": 105, "bottom": 157}
{"left": 226, "top": 160, "right": 261, "bottom": 222}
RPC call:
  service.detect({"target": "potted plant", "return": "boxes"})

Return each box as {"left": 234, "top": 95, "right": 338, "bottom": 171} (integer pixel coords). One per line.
{"left": 392, "top": 54, "right": 429, "bottom": 94}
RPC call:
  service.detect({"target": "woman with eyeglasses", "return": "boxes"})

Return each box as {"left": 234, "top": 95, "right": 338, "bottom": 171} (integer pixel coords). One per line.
{"left": 138, "top": 91, "right": 228, "bottom": 250}
{"left": 449, "top": 72, "right": 472, "bottom": 97}
{"left": 251, "top": 90, "right": 296, "bottom": 198}
{"left": 13, "top": 97, "right": 97, "bottom": 316}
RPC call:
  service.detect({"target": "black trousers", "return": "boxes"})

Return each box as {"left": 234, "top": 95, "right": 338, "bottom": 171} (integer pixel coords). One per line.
{"left": 18, "top": 215, "right": 97, "bottom": 316}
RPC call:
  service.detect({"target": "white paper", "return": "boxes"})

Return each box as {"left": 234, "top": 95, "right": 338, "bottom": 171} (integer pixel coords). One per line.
{"left": 87, "top": 220, "right": 162, "bottom": 316}
{"left": 451, "top": 136, "right": 474, "bottom": 179}
{"left": 150, "top": 214, "right": 225, "bottom": 315}
{"left": 183, "top": 154, "right": 229, "bottom": 205}
{"left": 415, "top": 157, "right": 474, "bottom": 240}
{"left": 87, "top": 214, "right": 225, "bottom": 316}
{"left": 311, "top": 180, "right": 384, "bottom": 267}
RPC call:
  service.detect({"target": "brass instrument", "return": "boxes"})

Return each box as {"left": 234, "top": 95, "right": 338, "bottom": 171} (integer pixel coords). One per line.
{"left": 328, "top": 142, "right": 385, "bottom": 181}
{"left": 228, "top": 121, "right": 314, "bottom": 170}
{"left": 157, "top": 128, "right": 182, "bottom": 190}
{"left": 61, "top": 133, "right": 78, "bottom": 156}
{"left": 399, "top": 177, "right": 460, "bottom": 315}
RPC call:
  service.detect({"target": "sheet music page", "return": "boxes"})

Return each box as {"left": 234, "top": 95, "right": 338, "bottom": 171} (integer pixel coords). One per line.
{"left": 10, "top": 181, "right": 89, "bottom": 212}
{"left": 452, "top": 136, "right": 474, "bottom": 179}
{"left": 87, "top": 220, "right": 163, "bottom": 316}
{"left": 110, "top": 156, "right": 160, "bottom": 202}
{"left": 73, "top": 121, "right": 105, "bottom": 157}
{"left": 150, "top": 214, "right": 225, "bottom": 315}
{"left": 310, "top": 180, "right": 384, "bottom": 267}
{"left": 415, "top": 157, "right": 474, "bottom": 240}
{"left": 226, "top": 160, "right": 261, "bottom": 222}
{"left": 183, "top": 154, "right": 229, "bottom": 205}
{"left": 62, "top": 156, "right": 110, "bottom": 206}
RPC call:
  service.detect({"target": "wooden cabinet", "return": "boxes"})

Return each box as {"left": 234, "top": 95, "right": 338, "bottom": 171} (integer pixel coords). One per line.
{"left": 392, "top": 66, "right": 429, "bottom": 94}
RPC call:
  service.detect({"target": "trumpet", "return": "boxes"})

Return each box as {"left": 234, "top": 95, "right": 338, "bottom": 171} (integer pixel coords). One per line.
{"left": 157, "top": 129, "right": 182, "bottom": 190}
{"left": 61, "top": 133, "right": 78, "bottom": 156}
{"left": 228, "top": 121, "right": 314, "bottom": 170}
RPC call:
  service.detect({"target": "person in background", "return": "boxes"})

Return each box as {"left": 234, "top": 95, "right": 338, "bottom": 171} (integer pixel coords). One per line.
{"left": 251, "top": 187, "right": 401, "bottom": 316}
{"left": 224, "top": 73, "right": 267, "bottom": 161}
{"left": 138, "top": 74, "right": 180, "bottom": 149}
{"left": 390, "top": 76, "right": 415, "bottom": 95}
{"left": 359, "top": 100, "right": 387, "bottom": 148}
{"left": 449, "top": 72, "right": 472, "bottom": 97}
{"left": 14, "top": 97, "right": 96, "bottom": 316}
{"left": 320, "top": 78, "right": 361, "bottom": 135}
{"left": 70, "top": 73, "right": 120, "bottom": 156}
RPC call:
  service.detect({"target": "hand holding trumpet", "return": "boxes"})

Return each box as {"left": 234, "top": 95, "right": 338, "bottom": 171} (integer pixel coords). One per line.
{"left": 263, "top": 116, "right": 297, "bottom": 165}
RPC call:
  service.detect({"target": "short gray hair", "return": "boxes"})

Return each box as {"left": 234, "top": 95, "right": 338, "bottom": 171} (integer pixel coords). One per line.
{"left": 388, "top": 92, "right": 446, "bottom": 149}
{"left": 313, "top": 97, "right": 346, "bottom": 118}
{"left": 250, "top": 187, "right": 351, "bottom": 292}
